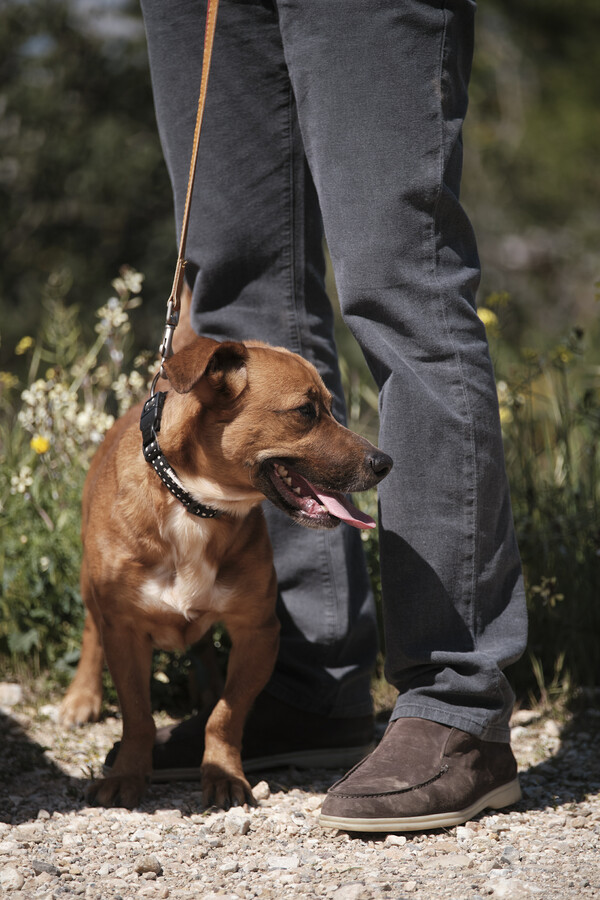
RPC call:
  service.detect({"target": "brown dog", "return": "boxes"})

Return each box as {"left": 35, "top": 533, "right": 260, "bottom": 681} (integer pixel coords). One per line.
{"left": 59, "top": 335, "right": 392, "bottom": 809}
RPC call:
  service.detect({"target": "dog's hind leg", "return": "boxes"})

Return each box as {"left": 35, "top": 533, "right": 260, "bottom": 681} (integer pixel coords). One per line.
{"left": 59, "top": 609, "right": 105, "bottom": 726}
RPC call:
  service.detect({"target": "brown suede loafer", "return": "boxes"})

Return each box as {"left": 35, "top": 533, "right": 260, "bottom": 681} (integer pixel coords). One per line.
{"left": 319, "top": 717, "right": 521, "bottom": 832}
{"left": 104, "top": 692, "right": 374, "bottom": 781}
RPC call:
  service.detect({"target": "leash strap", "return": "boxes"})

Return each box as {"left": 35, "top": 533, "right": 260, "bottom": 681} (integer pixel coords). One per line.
{"left": 142, "top": 1, "right": 221, "bottom": 519}
{"left": 157, "top": 0, "right": 220, "bottom": 373}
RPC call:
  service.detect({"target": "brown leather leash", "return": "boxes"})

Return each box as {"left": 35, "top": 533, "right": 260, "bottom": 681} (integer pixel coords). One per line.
{"left": 154, "top": 0, "right": 220, "bottom": 386}
{"left": 140, "top": 0, "right": 223, "bottom": 519}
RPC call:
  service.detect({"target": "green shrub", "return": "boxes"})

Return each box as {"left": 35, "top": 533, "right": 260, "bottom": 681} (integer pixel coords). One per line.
{"left": 0, "top": 268, "right": 148, "bottom": 678}
{"left": 482, "top": 294, "right": 600, "bottom": 699}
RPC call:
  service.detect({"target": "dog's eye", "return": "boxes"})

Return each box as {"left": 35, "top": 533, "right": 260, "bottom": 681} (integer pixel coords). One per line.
{"left": 296, "top": 402, "right": 317, "bottom": 420}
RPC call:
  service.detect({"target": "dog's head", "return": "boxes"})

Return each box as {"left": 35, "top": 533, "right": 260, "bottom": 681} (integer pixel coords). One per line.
{"left": 162, "top": 336, "right": 392, "bottom": 529}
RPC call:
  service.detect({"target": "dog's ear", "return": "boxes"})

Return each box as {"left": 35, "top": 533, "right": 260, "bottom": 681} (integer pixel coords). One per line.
{"left": 163, "top": 336, "right": 248, "bottom": 400}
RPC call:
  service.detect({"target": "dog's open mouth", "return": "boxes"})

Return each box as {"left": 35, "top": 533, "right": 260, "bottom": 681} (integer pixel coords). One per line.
{"left": 266, "top": 461, "right": 376, "bottom": 530}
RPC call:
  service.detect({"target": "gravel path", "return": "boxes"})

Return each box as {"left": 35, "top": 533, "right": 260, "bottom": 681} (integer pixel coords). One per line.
{"left": 1, "top": 687, "right": 599, "bottom": 900}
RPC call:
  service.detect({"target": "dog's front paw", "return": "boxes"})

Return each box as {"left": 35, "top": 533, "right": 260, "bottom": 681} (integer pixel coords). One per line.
{"left": 59, "top": 689, "right": 102, "bottom": 727}
{"left": 201, "top": 762, "right": 255, "bottom": 810}
{"left": 87, "top": 774, "right": 147, "bottom": 809}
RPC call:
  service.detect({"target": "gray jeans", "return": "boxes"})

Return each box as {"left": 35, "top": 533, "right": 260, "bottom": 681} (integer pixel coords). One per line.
{"left": 140, "top": 0, "right": 527, "bottom": 741}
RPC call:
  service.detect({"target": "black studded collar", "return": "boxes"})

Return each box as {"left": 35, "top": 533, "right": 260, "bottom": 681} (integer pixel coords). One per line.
{"left": 139, "top": 392, "right": 221, "bottom": 520}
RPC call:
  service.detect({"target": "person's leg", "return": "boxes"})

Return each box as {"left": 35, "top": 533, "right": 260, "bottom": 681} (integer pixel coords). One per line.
{"left": 274, "top": 0, "right": 526, "bottom": 826}
{"left": 139, "top": 0, "right": 377, "bottom": 724}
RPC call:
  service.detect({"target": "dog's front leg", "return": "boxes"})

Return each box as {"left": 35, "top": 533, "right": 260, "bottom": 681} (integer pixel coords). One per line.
{"left": 202, "top": 616, "right": 280, "bottom": 809}
{"left": 87, "top": 622, "right": 155, "bottom": 809}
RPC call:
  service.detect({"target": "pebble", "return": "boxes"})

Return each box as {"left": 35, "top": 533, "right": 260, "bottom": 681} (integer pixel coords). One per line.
{"left": 384, "top": 834, "right": 407, "bottom": 846}
{"left": 134, "top": 854, "right": 163, "bottom": 876}
{"left": 253, "top": 780, "right": 271, "bottom": 801}
{"left": 500, "top": 844, "right": 521, "bottom": 865}
{"left": 331, "top": 885, "right": 372, "bottom": 900}
{"left": 0, "top": 702, "right": 599, "bottom": 899}
{"left": 0, "top": 866, "right": 25, "bottom": 891}
{"left": 489, "top": 876, "right": 538, "bottom": 898}
{"left": 31, "top": 858, "right": 61, "bottom": 876}
{"left": 220, "top": 859, "right": 239, "bottom": 873}
{"left": 0, "top": 682, "right": 22, "bottom": 708}
{"left": 224, "top": 810, "right": 251, "bottom": 835}
{"left": 422, "top": 853, "right": 473, "bottom": 869}
{"left": 267, "top": 854, "right": 300, "bottom": 870}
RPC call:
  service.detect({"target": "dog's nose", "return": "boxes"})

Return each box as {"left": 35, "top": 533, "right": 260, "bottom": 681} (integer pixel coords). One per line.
{"left": 368, "top": 450, "right": 393, "bottom": 482}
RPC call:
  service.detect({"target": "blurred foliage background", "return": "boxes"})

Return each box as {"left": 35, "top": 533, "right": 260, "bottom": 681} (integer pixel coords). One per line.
{"left": 2, "top": 0, "right": 600, "bottom": 359}
{"left": 1, "top": 0, "right": 599, "bottom": 706}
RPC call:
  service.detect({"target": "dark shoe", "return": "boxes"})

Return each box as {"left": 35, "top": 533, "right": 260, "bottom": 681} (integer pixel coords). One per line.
{"left": 319, "top": 717, "right": 521, "bottom": 833}
{"left": 104, "top": 692, "right": 374, "bottom": 782}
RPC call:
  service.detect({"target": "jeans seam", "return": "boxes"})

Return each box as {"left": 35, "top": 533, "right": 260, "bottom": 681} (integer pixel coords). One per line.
{"left": 283, "top": 80, "right": 304, "bottom": 356}
{"left": 431, "top": 1, "right": 478, "bottom": 640}
{"left": 282, "top": 80, "right": 339, "bottom": 641}
{"left": 321, "top": 533, "right": 339, "bottom": 643}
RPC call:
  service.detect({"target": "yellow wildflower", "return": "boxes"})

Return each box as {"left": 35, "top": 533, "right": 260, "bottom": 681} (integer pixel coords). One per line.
{"left": 30, "top": 435, "right": 51, "bottom": 454}
{"left": 15, "top": 336, "right": 34, "bottom": 355}
{"left": 553, "top": 345, "right": 573, "bottom": 365}
{"left": 484, "top": 291, "right": 511, "bottom": 309}
{"left": 520, "top": 347, "right": 539, "bottom": 363}
{"left": 477, "top": 307, "right": 500, "bottom": 336}
{"left": 0, "top": 371, "right": 19, "bottom": 389}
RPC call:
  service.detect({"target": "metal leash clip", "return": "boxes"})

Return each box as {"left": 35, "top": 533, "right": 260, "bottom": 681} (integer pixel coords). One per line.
{"left": 158, "top": 298, "right": 180, "bottom": 365}
{"left": 150, "top": 261, "right": 187, "bottom": 396}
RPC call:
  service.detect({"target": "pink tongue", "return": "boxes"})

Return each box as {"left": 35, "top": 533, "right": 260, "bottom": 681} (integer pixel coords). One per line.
{"left": 314, "top": 488, "right": 376, "bottom": 530}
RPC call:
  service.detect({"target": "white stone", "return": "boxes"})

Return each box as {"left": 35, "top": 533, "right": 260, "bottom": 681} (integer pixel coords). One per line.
{"left": 253, "top": 780, "right": 271, "bottom": 801}
{"left": 224, "top": 810, "right": 251, "bottom": 835}
{"left": 14, "top": 824, "right": 44, "bottom": 843}
{"left": 62, "top": 833, "right": 83, "bottom": 847}
{"left": 220, "top": 860, "right": 239, "bottom": 874}
{"left": 0, "top": 840, "right": 22, "bottom": 853}
{"left": 331, "top": 884, "right": 372, "bottom": 900}
{"left": 0, "top": 866, "right": 25, "bottom": 890}
{"left": 132, "top": 829, "right": 162, "bottom": 842}
{"left": 490, "top": 877, "right": 539, "bottom": 898}
{"left": 0, "top": 683, "right": 22, "bottom": 707}
{"left": 384, "top": 834, "right": 407, "bottom": 846}
{"left": 456, "top": 826, "right": 473, "bottom": 844}
{"left": 38, "top": 703, "right": 60, "bottom": 722}
{"left": 543, "top": 720, "right": 561, "bottom": 738}
{"left": 267, "top": 855, "right": 299, "bottom": 870}
{"left": 511, "top": 709, "right": 541, "bottom": 726}
{"left": 134, "top": 855, "right": 163, "bottom": 876}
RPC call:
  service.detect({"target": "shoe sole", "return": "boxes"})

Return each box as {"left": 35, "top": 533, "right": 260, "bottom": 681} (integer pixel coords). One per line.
{"left": 318, "top": 777, "right": 522, "bottom": 833}
{"left": 102, "top": 743, "right": 375, "bottom": 783}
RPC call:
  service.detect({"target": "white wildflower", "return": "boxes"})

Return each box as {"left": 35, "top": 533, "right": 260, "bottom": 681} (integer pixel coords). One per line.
{"left": 95, "top": 297, "right": 130, "bottom": 336}
{"left": 118, "top": 267, "right": 144, "bottom": 295}
{"left": 11, "top": 465, "right": 34, "bottom": 495}
{"left": 112, "top": 370, "right": 147, "bottom": 415}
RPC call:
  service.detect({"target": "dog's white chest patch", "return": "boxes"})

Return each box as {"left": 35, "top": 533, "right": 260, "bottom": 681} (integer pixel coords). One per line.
{"left": 139, "top": 506, "right": 219, "bottom": 621}
{"left": 140, "top": 563, "right": 218, "bottom": 621}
